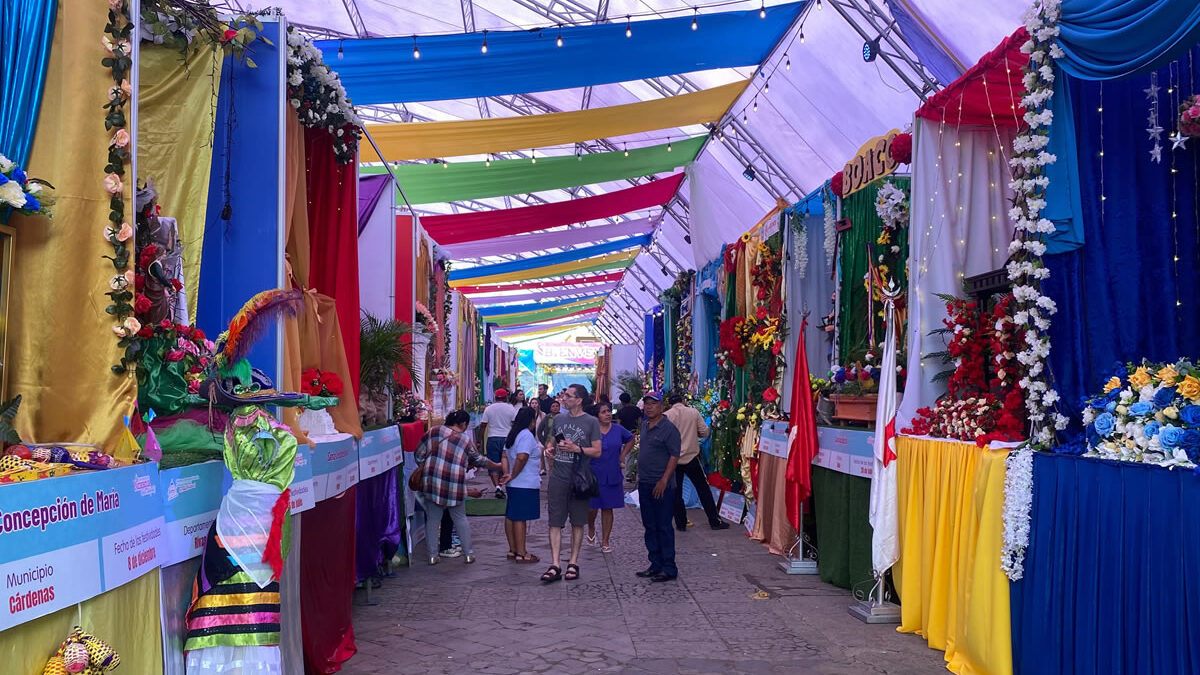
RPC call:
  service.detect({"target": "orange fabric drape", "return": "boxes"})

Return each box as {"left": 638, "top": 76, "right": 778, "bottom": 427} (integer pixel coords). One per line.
{"left": 749, "top": 452, "right": 798, "bottom": 555}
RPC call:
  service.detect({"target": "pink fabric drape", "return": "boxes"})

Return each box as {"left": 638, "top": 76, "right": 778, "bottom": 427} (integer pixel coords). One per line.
{"left": 442, "top": 217, "right": 655, "bottom": 259}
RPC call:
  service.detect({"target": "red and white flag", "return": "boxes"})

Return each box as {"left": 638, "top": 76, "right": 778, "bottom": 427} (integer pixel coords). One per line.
{"left": 869, "top": 296, "right": 900, "bottom": 577}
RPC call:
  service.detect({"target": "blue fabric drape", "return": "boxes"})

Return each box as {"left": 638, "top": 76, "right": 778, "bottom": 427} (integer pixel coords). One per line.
{"left": 447, "top": 233, "right": 651, "bottom": 281}
{"left": 476, "top": 292, "right": 606, "bottom": 317}
{"left": 1043, "top": 48, "right": 1200, "bottom": 418}
{"left": 1057, "top": 0, "right": 1200, "bottom": 80}
{"left": 1011, "top": 453, "right": 1200, "bottom": 675}
{"left": 0, "top": 0, "right": 57, "bottom": 167}
{"left": 643, "top": 312, "right": 655, "bottom": 376}
{"left": 884, "top": 0, "right": 964, "bottom": 87}
{"left": 1042, "top": 74, "right": 1086, "bottom": 253}
{"left": 318, "top": 4, "right": 803, "bottom": 106}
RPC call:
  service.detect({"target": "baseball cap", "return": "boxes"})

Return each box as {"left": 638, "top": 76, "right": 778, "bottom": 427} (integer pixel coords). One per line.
{"left": 495, "top": 388, "right": 508, "bottom": 398}
{"left": 642, "top": 391, "right": 663, "bottom": 402}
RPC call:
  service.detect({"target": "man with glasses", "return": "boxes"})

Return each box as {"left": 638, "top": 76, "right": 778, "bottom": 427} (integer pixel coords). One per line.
{"left": 539, "top": 383, "right": 602, "bottom": 584}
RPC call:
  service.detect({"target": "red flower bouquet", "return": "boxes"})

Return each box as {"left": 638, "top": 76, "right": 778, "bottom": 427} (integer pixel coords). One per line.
{"left": 301, "top": 368, "right": 343, "bottom": 397}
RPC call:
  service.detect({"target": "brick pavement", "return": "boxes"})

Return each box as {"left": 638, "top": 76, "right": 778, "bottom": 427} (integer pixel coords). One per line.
{"left": 342, "top": 475, "right": 945, "bottom": 674}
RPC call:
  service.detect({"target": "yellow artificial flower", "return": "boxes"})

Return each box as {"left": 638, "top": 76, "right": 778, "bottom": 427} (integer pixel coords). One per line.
{"left": 1164, "top": 406, "right": 1179, "bottom": 420}
{"left": 1102, "top": 376, "right": 1122, "bottom": 393}
{"left": 1128, "top": 366, "right": 1152, "bottom": 389}
{"left": 1157, "top": 365, "right": 1180, "bottom": 385}
{"left": 1178, "top": 375, "right": 1200, "bottom": 401}
{"left": 876, "top": 230, "right": 891, "bottom": 245}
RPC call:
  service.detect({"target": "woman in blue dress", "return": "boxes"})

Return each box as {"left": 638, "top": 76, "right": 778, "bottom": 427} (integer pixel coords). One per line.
{"left": 587, "top": 401, "right": 635, "bottom": 553}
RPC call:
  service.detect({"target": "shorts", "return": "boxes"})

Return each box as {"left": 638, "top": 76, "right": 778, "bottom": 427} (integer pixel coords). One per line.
{"left": 546, "top": 478, "right": 589, "bottom": 528}
{"left": 485, "top": 437, "right": 505, "bottom": 475}
{"left": 505, "top": 487, "right": 540, "bottom": 522}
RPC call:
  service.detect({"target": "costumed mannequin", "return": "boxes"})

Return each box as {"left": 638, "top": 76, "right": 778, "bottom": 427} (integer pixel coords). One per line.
{"left": 135, "top": 179, "right": 189, "bottom": 325}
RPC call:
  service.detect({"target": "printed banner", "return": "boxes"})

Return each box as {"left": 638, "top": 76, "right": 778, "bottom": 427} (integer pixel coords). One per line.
{"left": 311, "top": 436, "right": 359, "bottom": 501}
{"left": 533, "top": 341, "right": 603, "bottom": 365}
{"left": 717, "top": 490, "right": 746, "bottom": 524}
{"left": 812, "top": 426, "right": 875, "bottom": 478}
{"left": 290, "top": 444, "right": 315, "bottom": 514}
{"left": 358, "top": 426, "right": 403, "bottom": 480}
{"left": 0, "top": 464, "right": 165, "bottom": 630}
{"left": 744, "top": 499, "right": 757, "bottom": 534}
{"left": 159, "top": 461, "right": 224, "bottom": 567}
{"left": 758, "top": 421, "right": 791, "bottom": 459}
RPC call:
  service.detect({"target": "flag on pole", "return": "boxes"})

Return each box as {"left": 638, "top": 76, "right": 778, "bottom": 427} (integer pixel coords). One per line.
{"left": 785, "top": 319, "right": 820, "bottom": 532}
{"left": 869, "top": 291, "right": 900, "bottom": 577}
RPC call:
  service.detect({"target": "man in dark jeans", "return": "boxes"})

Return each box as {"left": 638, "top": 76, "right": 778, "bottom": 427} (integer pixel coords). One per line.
{"left": 663, "top": 392, "right": 728, "bottom": 531}
{"left": 635, "top": 392, "right": 681, "bottom": 582}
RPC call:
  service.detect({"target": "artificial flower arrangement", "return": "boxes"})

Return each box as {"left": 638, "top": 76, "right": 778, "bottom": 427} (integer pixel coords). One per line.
{"left": 676, "top": 308, "right": 694, "bottom": 388}
{"left": 1179, "top": 95, "right": 1200, "bottom": 138}
{"left": 394, "top": 388, "right": 430, "bottom": 422}
{"left": 139, "top": 2, "right": 271, "bottom": 65}
{"left": 1081, "top": 359, "right": 1200, "bottom": 466}
{"left": 432, "top": 366, "right": 458, "bottom": 390}
{"left": 414, "top": 301, "right": 438, "bottom": 335}
{"left": 286, "top": 27, "right": 363, "bottom": 164}
{"left": 300, "top": 367, "right": 344, "bottom": 397}
{"left": 903, "top": 293, "right": 1026, "bottom": 446}
{"left": 824, "top": 362, "right": 880, "bottom": 396}
{"left": 0, "top": 154, "right": 53, "bottom": 218}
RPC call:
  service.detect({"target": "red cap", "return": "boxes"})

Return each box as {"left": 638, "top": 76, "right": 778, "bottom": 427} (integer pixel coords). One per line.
{"left": 495, "top": 388, "right": 508, "bottom": 399}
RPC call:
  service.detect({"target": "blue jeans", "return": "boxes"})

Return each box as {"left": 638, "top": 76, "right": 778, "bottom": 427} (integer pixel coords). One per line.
{"left": 485, "top": 437, "right": 505, "bottom": 476}
{"left": 639, "top": 481, "right": 678, "bottom": 577}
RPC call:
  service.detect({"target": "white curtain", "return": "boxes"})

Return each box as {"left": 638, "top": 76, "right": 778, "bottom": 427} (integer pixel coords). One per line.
{"left": 687, "top": 153, "right": 775, "bottom": 268}
{"left": 895, "top": 118, "right": 1017, "bottom": 430}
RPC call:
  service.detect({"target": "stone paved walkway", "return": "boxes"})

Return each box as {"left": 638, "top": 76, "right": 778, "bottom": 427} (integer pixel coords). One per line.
{"left": 342, "top": 477, "right": 944, "bottom": 674}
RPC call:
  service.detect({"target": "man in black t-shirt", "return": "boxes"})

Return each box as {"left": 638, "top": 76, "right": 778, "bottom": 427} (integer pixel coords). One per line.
{"left": 536, "top": 383, "right": 554, "bottom": 415}
{"left": 616, "top": 392, "right": 643, "bottom": 431}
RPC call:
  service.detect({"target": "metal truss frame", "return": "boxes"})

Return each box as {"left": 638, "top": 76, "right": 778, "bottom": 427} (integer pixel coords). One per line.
{"left": 824, "top": 0, "right": 942, "bottom": 101}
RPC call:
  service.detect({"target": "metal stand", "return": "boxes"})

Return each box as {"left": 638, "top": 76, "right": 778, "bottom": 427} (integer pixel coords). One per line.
{"left": 849, "top": 576, "right": 901, "bottom": 624}
{"left": 778, "top": 503, "right": 819, "bottom": 575}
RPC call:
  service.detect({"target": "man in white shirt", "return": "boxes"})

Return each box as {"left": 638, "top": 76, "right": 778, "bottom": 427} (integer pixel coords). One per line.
{"left": 663, "top": 392, "right": 728, "bottom": 531}
{"left": 480, "top": 388, "right": 517, "bottom": 498}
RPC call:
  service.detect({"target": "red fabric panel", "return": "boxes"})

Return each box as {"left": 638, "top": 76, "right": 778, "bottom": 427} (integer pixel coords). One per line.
{"left": 414, "top": 173, "right": 684, "bottom": 245}
{"left": 305, "top": 128, "right": 361, "bottom": 397}
{"left": 399, "top": 421, "right": 426, "bottom": 450}
{"left": 301, "top": 486, "right": 358, "bottom": 674}
{"left": 915, "top": 27, "right": 1030, "bottom": 127}
{"left": 394, "top": 216, "right": 416, "bottom": 389}
{"left": 785, "top": 320, "right": 819, "bottom": 531}
{"left": 457, "top": 271, "right": 624, "bottom": 295}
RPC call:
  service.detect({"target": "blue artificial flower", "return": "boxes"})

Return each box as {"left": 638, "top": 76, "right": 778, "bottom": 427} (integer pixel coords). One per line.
{"left": 1180, "top": 430, "right": 1200, "bottom": 463}
{"left": 1154, "top": 386, "right": 1177, "bottom": 408}
{"left": 833, "top": 368, "right": 846, "bottom": 384}
{"left": 0, "top": 173, "right": 7, "bottom": 185}
{"left": 1089, "top": 397, "right": 1108, "bottom": 410}
{"left": 1086, "top": 424, "right": 1101, "bottom": 448}
{"left": 11, "top": 168, "right": 25, "bottom": 184}
{"left": 1093, "top": 411, "right": 1116, "bottom": 437}
{"left": 1180, "top": 404, "right": 1200, "bottom": 426}
{"left": 1129, "top": 401, "right": 1154, "bottom": 416}
{"left": 22, "top": 194, "right": 39, "bottom": 212}
{"left": 1144, "top": 420, "right": 1162, "bottom": 438}
{"left": 1105, "top": 401, "right": 1117, "bottom": 412}
{"left": 1159, "top": 424, "right": 1184, "bottom": 450}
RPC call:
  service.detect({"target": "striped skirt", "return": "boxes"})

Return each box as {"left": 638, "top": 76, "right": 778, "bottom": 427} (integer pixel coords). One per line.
{"left": 184, "top": 523, "right": 282, "bottom": 651}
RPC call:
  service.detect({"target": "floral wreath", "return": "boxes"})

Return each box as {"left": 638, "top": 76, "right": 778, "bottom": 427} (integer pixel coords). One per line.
{"left": 286, "top": 28, "right": 363, "bottom": 164}
{"left": 0, "top": 155, "right": 54, "bottom": 218}
{"left": 103, "top": 1, "right": 137, "bottom": 373}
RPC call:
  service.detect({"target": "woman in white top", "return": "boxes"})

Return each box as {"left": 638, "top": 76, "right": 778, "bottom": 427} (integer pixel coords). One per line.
{"left": 500, "top": 406, "right": 542, "bottom": 563}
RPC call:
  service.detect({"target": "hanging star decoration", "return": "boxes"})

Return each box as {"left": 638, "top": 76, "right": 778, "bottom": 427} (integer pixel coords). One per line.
{"left": 1144, "top": 82, "right": 1161, "bottom": 99}
{"left": 1147, "top": 124, "right": 1165, "bottom": 140}
{"left": 1145, "top": 73, "right": 1164, "bottom": 164}
{"left": 1169, "top": 131, "right": 1189, "bottom": 150}
{"left": 1150, "top": 144, "right": 1163, "bottom": 163}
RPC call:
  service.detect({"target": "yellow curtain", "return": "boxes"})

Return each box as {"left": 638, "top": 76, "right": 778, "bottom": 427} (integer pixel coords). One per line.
{"left": 894, "top": 436, "right": 1012, "bottom": 675}
{"left": 8, "top": 0, "right": 133, "bottom": 446}
{"left": 362, "top": 80, "right": 749, "bottom": 162}
{"left": 0, "top": 570, "right": 162, "bottom": 674}
{"left": 447, "top": 250, "right": 636, "bottom": 288}
{"left": 137, "top": 43, "right": 223, "bottom": 324}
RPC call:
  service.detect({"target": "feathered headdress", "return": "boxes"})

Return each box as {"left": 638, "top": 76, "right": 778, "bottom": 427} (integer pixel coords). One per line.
{"left": 213, "top": 288, "right": 304, "bottom": 374}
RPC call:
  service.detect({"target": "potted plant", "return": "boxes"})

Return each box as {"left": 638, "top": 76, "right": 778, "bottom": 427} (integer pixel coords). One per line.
{"left": 358, "top": 312, "right": 414, "bottom": 428}
{"left": 826, "top": 363, "right": 879, "bottom": 425}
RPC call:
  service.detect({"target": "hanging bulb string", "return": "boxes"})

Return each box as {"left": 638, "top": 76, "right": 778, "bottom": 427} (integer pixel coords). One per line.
{"left": 411, "top": 35, "right": 420, "bottom": 59}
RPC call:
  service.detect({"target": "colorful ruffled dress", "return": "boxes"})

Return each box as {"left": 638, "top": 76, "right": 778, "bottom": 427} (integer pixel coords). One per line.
{"left": 184, "top": 405, "right": 296, "bottom": 674}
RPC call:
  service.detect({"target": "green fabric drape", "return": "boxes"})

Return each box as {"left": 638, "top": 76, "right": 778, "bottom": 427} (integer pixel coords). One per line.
{"left": 662, "top": 302, "right": 675, "bottom": 392}
{"left": 837, "top": 177, "right": 910, "bottom": 361}
{"left": 811, "top": 464, "right": 874, "bottom": 596}
{"left": 365, "top": 136, "right": 704, "bottom": 205}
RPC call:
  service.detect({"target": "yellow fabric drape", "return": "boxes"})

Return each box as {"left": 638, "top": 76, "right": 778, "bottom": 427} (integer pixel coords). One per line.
{"left": 483, "top": 296, "right": 603, "bottom": 321}
{"left": 895, "top": 436, "right": 1013, "bottom": 675}
{"left": 362, "top": 80, "right": 749, "bottom": 162}
{"left": 137, "top": 44, "right": 223, "bottom": 324}
{"left": 448, "top": 250, "right": 637, "bottom": 288}
{"left": 0, "top": 570, "right": 162, "bottom": 674}
{"left": 8, "top": 0, "right": 133, "bottom": 446}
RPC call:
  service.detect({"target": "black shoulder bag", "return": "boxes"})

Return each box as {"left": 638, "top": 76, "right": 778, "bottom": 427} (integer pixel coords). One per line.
{"left": 571, "top": 448, "right": 600, "bottom": 499}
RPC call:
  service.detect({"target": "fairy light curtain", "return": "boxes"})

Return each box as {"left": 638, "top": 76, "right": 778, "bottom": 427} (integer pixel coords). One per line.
{"left": 443, "top": 218, "right": 655, "bottom": 260}
{"left": 317, "top": 4, "right": 802, "bottom": 105}
{"left": 362, "top": 83, "right": 745, "bottom": 162}
{"left": 364, "top": 137, "right": 703, "bottom": 206}
{"left": 419, "top": 174, "right": 682, "bottom": 245}
{"left": 448, "top": 233, "right": 651, "bottom": 282}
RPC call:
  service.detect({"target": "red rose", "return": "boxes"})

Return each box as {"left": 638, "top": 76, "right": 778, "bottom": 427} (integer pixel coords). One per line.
{"left": 889, "top": 132, "right": 913, "bottom": 165}
{"left": 136, "top": 326, "right": 153, "bottom": 339}
{"left": 165, "top": 350, "right": 186, "bottom": 362}
{"left": 762, "top": 387, "right": 779, "bottom": 403}
{"left": 755, "top": 306, "right": 767, "bottom": 319}
{"left": 831, "top": 171, "right": 844, "bottom": 198}
{"left": 134, "top": 274, "right": 146, "bottom": 291}
{"left": 221, "top": 28, "right": 238, "bottom": 43}
{"left": 192, "top": 328, "right": 206, "bottom": 341}
{"left": 319, "top": 371, "right": 344, "bottom": 396}
{"left": 177, "top": 324, "right": 193, "bottom": 338}
{"left": 133, "top": 294, "right": 151, "bottom": 314}
{"left": 771, "top": 340, "right": 783, "bottom": 355}
{"left": 159, "top": 319, "right": 173, "bottom": 330}
{"left": 170, "top": 278, "right": 183, "bottom": 292}
{"left": 189, "top": 365, "right": 204, "bottom": 375}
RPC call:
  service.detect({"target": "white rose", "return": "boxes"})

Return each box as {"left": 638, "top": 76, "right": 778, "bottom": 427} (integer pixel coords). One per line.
{"left": 0, "top": 181, "right": 27, "bottom": 208}
{"left": 0, "top": 154, "right": 12, "bottom": 172}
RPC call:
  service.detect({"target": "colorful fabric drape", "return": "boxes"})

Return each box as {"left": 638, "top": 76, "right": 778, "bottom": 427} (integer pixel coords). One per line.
{"left": 0, "top": 0, "right": 56, "bottom": 166}
{"left": 448, "top": 250, "right": 637, "bottom": 287}
{"left": 421, "top": 174, "right": 682, "bottom": 245}
{"left": 477, "top": 292, "right": 607, "bottom": 316}
{"left": 894, "top": 436, "right": 1012, "bottom": 675}
{"left": 357, "top": 174, "right": 390, "bottom": 233}
{"left": 810, "top": 466, "right": 873, "bottom": 595}
{"left": 367, "top": 137, "right": 703, "bottom": 206}
{"left": 443, "top": 217, "right": 654, "bottom": 260}
{"left": 1011, "top": 454, "right": 1200, "bottom": 675}
{"left": 914, "top": 28, "right": 1028, "bottom": 127}
{"left": 456, "top": 271, "right": 623, "bottom": 295}
{"left": 486, "top": 298, "right": 605, "bottom": 327}
{"left": 785, "top": 320, "right": 819, "bottom": 527}
{"left": 1056, "top": 0, "right": 1200, "bottom": 80}
{"left": 363, "top": 82, "right": 747, "bottom": 162}
{"left": 321, "top": 5, "right": 800, "bottom": 105}
{"left": 450, "top": 233, "right": 651, "bottom": 281}
{"left": 300, "top": 487, "right": 358, "bottom": 674}
{"left": 749, "top": 452, "right": 798, "bottom": 555}
{"left": 469, "top": 281, "right": 618, "bottom": 306}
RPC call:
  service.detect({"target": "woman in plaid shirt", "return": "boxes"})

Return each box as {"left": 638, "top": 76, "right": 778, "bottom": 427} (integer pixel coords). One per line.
{"left": 415, "top": 410, "right": 504, "bottom": 565}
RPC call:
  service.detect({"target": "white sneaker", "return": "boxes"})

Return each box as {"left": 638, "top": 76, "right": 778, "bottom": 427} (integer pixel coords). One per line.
{"left": 439, "top": 548, "right": 463, "bottom": 558}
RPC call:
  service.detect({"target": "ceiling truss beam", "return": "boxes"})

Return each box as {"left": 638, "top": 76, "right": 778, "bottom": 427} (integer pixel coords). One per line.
{"left": 825, "top": 0, "right": 942, "bottom": 101}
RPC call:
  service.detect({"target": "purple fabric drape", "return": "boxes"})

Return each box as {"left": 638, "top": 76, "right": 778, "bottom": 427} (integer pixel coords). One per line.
{"left": 470, "top": 281, "right": 618, "bottom": 307}
{"left": 354, "top": 466, "right": 404, "bottom": 582}
{"left": 357, "top": 174, "right": 391, "bottom": 234}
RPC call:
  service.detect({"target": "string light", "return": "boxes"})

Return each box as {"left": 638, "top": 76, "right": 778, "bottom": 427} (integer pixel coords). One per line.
{"left": 442, "top": 158, "right": 448, "bottom": 169}
{"left": 485, "top": 154, "right": 491, "bottom": 168}
{"left": 624, "top": 143, "right": 629, "bottom": 157}
{"left": 625, "top": 15, "right": 632, "bottom": 38}
{"left": 785, "top": 53, "right": 791, "bottom": 69}
{"left": 337, "top": 40, "right": 344, "bottom": 59}
{"left": 691, "top": 7, "right": 698, "bottom": 30}
{"left": 800, "top": 29, "right": 805, "bottom": 44}
{"left": 753, "top": 98, "right": 758, "bottom": 113}
{"left": 759, "top": 1, "right": 766, "bottom": 19}
{"left": 481, "top": 30, "right": 488, "bottom": 53}
{"left": 556, "top": 25, "right": 563, "bottom": 47}
{"left": 764, "top": 79, "right": 770, "bottom": 94}
{"left": 667, "top": 139, "right": 673, "bottom": 152}
{"left": 531, "top": 149, "right": 537, "bottom": 164}
{"left": 743, "top": 110, "right": 748, "bottom": 124}
{"left": 411, "top": 35, "right": 420, "bottom": 59}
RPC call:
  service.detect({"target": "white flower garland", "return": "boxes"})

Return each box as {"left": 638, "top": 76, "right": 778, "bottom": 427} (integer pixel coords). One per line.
{"left": 286, "top": 28, "right": 363, "bottom": 163}
{"left": 874, "top": 180, "right": 910, "bottom": 231}
{"left": 1000, "top": 447, "right": 1035, "bottom": 580}
{"left": 823, "top": 188, "right": 837, "bottom": 270}
{"left": 791, "top": 211, "right": 809, "bottom": 278}
{"left": 1000, "top": 0, "right": 1063, "bottom": 582}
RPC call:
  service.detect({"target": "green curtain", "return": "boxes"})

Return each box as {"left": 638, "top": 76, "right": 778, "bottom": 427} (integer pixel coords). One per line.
{"left": 837, "top": 177, "right": 910, "bottom": 362}
{"left": 365, "top": 136, "right": 704, "bottom": 205}
{"left": 662, "top": 301, "right": 675, "bottom": 392}
{"left": 811, "top": 464, "right": 874, "bottom": 596}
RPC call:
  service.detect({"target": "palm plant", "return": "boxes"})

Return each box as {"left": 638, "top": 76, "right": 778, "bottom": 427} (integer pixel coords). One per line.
{"left": 615, "top": 370, "right": 644, "bottom": 401}
{"left": 359, "top": 313, "right": 414, "bottom": 424}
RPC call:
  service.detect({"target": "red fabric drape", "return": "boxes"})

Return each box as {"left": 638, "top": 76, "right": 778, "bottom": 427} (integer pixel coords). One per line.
{"left": 785, "top": 320, "right": 819, "bottom": 532}
{"left": 457, "top": 271, "right": 624, "bottom": 295}
{"left": 305, "top": 128, "right": 361, "bottom": 398}
{"left": 300, "top": 486, "right": 358, "bottom": 674}
{"left": 413, "top": 173, "right": 684, "bottom": 245}
{"left": 915, "top": 27, "right": 1030, "bottom": 127}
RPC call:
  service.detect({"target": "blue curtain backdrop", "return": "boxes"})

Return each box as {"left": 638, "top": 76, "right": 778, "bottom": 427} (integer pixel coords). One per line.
{"left": 1043, "top": 45, "right": 1200, "bottom": 418}
{"left": 1011, "top": 453, "right": 1200, "bottom": 675}
{"left": 696, "top": 255, "right": 724, "bottom": 386}
{"left": 318, "top": 3, "right": 803, "bottom": 105}
{"left": 643, "top": 312, "right": 656, "bottom": 378}
{"left": 448, "top": 233, "right": 651, "bottom": 281}
{"left": 197, "top": 22, "right": 284, "bottom": 382}
{"left": 0, "top": 0, "right": 57, "bottom": 167}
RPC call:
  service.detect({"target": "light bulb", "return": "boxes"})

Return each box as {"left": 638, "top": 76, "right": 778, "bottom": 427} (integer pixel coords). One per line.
{"left": 786, "top": 54, "right": 791, "bottom": 69}
{"left": 485, "top": 156, "right": 491, "bottom": 167}
{"left": 625, "top": 16, "right": 632, "bottom": 38}
{"left": 765, "top": 79, "right": 770, "bottom": 94}
{"left": 624, "top": 143, "right": 629, "bottom": 157}
{"left": 760, "top": 2, "right": 766, "bottom": 18}
{"left": 412, "top": 36, "right": 420, "bottom": 59}
{"left": 667, "top": 141, "right": 673, "bottom": 152}
{"left": 817, "top": 0, "right": 822, "bottom": 10}
{"left": 531, "top": 149, "right": 536, "bottom": 164}
{"left": 337, "top": 42, "right": 344, "bottom": 59}
{"left": 481, "top": 42, "right": 488, "bottom": 53}
{"left": 753, "top": 99, "right": 758, "bottom": 113}
{"left": 443, "top": 159, "right": 448, "bottom": 169}
{"left": 692, "top": 8, "right": 698, "bottom": 30}
{"left": 556, "top": 26, "right": 563, "bottom": 47}
{"left": 743, "top": 112, "right": 748, "bottom": 124}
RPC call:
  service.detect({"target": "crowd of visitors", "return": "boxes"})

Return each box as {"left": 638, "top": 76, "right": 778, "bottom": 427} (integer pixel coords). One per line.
{"left": 412, "top": 383, "right": 723, "bottom": 583}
